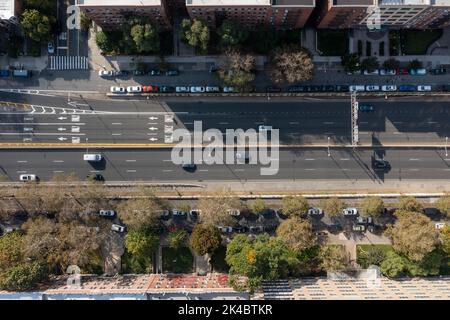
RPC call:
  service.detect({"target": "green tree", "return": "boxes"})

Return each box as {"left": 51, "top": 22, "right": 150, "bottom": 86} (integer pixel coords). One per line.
{"left": 383, "top": 58, "right": 400, "bottom": 70}
{"left": 20, "top": 9, "right": 52, "bottom": 43}
{"left": 408, "top": 59, "right": 423, "bottom": 70}
{"left": 0, "top": 261, "right": 48, "bottom": 291}
{"left": 0, "top": 232, "right": 24, "bottom": 271}
{"left": 276, "top": 218, "right": 316, "bottom": 253}
{"left": 96, "top": 31, "right": 114, "bottom": 53}
{"left": 441, "top": 225, "right": 450, "bottom": 255}
{"left": 435, "top": 194, "right": 450, "bottom": 217}
{"left": 181, "top": 19, "right": 210, "bottom": 52}
{"left": 269, "top": 45, "right": 314, "bottom": 84}
{"left": 360, "top": 196, "right": 384, "bottom": 218}
{"left": 124, "top": 229, "right": 159, "bottom": 273}
{"left": 341, "top": 53, "right": 360, "bottom": 73}
{"left": 130, "top": 23, "right": 160, "bottom": 53}
{"left": 80, "top": 12, "right": 92, "bottom": 31}
{"left": 357, "top": 246, "right": 387, "bottom": 268}
{"left": 318, "top": 245, "right": 348, "bottom": 272}
{"left": 380, "top": 251, "right": 407, "bottom": 278}
{"left": 169, "top": 229, "right": 189, "bottom": 250}
{"left": 249, "top": 198, "right": 266, "bottom": 215}
{"left": 198, "top": 189, "right": 242, "bottom": 226}
{"left": 218, "top": 49, "right": 256, "bottom": 88}
{"left": 361, "top": 56, "right": 379, "bottom": 72}
{"left": 25, "top": 0, "right": 55, "bottom": 12}
{"left": 281, "top": 196, "right": 309, "bottom": 218}
{"left": 319, "top": 197, "right": 347, "bottom": 218}
{"left": 386, "top": 211, "right": 439, "bottom": 262}
{"left": 218, "top": 20, "right": 248, "bottom": 48}
{"left": 190, "top": 224, "right": 222, "bottom": 256}
{"left": 396, "top": 196, "right": 423, "bottom": 213}
{"left": 117, "top": 198, "right": 162, "bottom": 231}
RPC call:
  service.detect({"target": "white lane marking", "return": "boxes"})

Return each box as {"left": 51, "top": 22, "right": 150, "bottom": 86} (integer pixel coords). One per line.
{"left": 199, "top": 169, "right": 209, "bottom": 172}
{"left": 289, "top": 122, "right": 299, "bottom": 125}
{"left": 304, "top": 169, "right": 316, "bottom": 171}
{"left": 148, "top": 122, "right": 158, "bottom": 125}
{"left": 0, "top": 123, "right": 86, "bottom": 126}
{"left": 340, "top": 158, "right": 350, "bottom": 161}
{"left": 409, "top": 158, "right": 420, "bottom": 161}
{"left": 126, "top": 160, "right": 136, "bottom": 162}
{"left": 234, "top": 169, "right": 245, "bottom": 172}
{"left": 323, "top": 122, "right": 334, "bottom": 124}
{"left": 52, "top": 160, "right": 64, "bottom": 163}
{"left": 147, "top": 133, "right": 158, "bottom": 136}
{"left": 427, "top": 121, "right": 438, "bottom": 124}
{"left": 17, "top": 160, "right": 28, "bottom": 163}
{"left": 126, "top": 170, "right": 137, "bottom": 173}
{"left": 163, "top": 169, "right": 173, "bottom": 172}
{"left": 16, "top": 171, "right": 27, "bottom": 173}
{"left": 445, "top": 159, "right": 450, "bottom": 161}
{"left": 111, "top": 123, "right": 122, "bottom": 125}
{"left": 393, "top": 132, "right": 402, "bottom": 135}
{"left": 0, "top": 133, "right": 85, "bottom": 136}
{"left": 304, "top": 158, "right": 315, "bottom": 161}
{"left": 443, "top": 169, "right": 450, "bottom": 171}
{"left": 112, "top": 133, "right": 122, "bottom": 136}
{"left": 89, "top": 170, "right": 99, "bottom": 173}
{"left": 409, "top": 169, "right": 420, "bottom": 171}
{"left": 342, "top": 169, "right": 350, "bottom": 171}
{"left": 53, "top": 171, "right": 64, "bottom": 173}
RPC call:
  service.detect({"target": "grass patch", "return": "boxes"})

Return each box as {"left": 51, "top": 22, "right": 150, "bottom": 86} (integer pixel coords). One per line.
{"left": 211, "top": 246, "right": 229, "bottom": 273}
{"left": 357, "top": 244, "right": 393, "bottom": 268}
{"left": 317, "top": 29, "right": 349, "bottom": 56}
{"left": 162, "top": 247, "right": 194, "bottom": 273}
{"left": 400, "top": 29, "right": 443, "bottom": 55}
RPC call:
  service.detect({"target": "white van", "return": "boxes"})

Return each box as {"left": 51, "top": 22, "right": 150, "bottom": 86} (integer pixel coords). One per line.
{"left": 349, "top": 85, "right": 365, "bottom": 92}
{"left": 19, "top": 174, "right": 37, "bottom": 182}
{"left": 83, "top": 154, "right": 102, "bottom": 162}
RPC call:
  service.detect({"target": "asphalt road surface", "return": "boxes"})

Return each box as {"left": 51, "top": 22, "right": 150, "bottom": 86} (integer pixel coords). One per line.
{"left": 1, "top": 148, "right": 449, "bottom": 182}
{"left": 0, "top": 94, "right": 448, "bottom": 145}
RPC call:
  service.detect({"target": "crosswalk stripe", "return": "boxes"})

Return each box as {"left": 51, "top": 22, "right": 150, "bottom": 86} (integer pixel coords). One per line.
{"left": 49, "top": 56, "right": 89, "bottom": 70}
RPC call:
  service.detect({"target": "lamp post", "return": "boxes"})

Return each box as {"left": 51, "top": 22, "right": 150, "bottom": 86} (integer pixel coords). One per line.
{"left": 327, "top": 136, "right": 331, "bottom": 157}
{"left": 445, "top": 136, "right": 448, "bottom": 157}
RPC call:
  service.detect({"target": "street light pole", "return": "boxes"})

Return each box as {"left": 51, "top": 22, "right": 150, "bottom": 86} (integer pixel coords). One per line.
{"left": 327, "top": 136, "right": 331, "bottom": 157}
{"left": 86, "top": 138, "right": 89, "bottom": 154}
{"left": 445, "top": 136, "right": 448, "bottom": 157}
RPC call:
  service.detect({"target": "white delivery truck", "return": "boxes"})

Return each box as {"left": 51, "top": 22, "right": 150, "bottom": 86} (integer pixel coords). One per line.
{"left": 83, "top": 154, "right": 102, "bottom": 162}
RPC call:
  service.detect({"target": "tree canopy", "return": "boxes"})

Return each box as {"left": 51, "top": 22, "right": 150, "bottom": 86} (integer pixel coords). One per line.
{"left": 181, "top": 19, "right": 210, "bottom": 52}
{"left": 130, "top": 22, "right": 160, "bottom": 53}
{"left": 190, "top": 224, "right": 222, "bottom": 256}
{"left": 360, "top": 196, "right": 384, "bottom": 218}
{"left": 281, "top": 196, "right": 309, "bottom": 218}
{"left": 435, "top": 195, "right": 450, "bottom": 217}
{"left": 341, "top": 53, "right": 360, "bottom": 73}
{"left": 320, "top": 198, "right": 347, "bottom": 217}
{"left": 117, "top": 198, "right": 162, "bottom": 231}
{"left": 396, "top": 196, "right": 423, "bottom": 213}
{"left": 20, "top": 9, "right": 52, "bottom": 43}
{"left": 218, "top": 20, "right": 248, "bottom": 48}
{"left": 269, "top": 45, "right": 314, "bottom": 84}
{"left": 360, "top": 56, "right": 379, "bottom": 72}
{"left": 276, "top": 218, "right": 316, "bottom": 253}
{"left": 318, "top": 245, "right": 348, "bottom": 272}
{"left": 198, "top": 190, "right": 242, "bottom": 226}
{"left": 218, "top": 49, "right": 256, "bottom": 88}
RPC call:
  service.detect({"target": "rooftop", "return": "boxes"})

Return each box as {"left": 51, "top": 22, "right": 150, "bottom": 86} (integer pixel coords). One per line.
{"left": 380, "top": 0, "right": 430, "bottom": 5}
{"left": 186, "top": 0, "right": 271, "bottom": 5}
{"left": 77, "top": 0, "right": 162, "bottom": 6}
{"left": 332, "top": 0, "right": 375, "bottom": 6}
{"left": 0, "top": 0, "right": 15, "bottom": 20}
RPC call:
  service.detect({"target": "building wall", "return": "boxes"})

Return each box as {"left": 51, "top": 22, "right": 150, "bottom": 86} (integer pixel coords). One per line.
{"left": 316, "top": 1, "right": 371, "bottom": 29}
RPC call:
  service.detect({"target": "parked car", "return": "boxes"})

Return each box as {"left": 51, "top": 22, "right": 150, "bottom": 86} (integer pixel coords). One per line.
{"left": 0, "top": 70, "right": 10, "bottom": 77}
{"left": 417, "top": 85, "right": 432, "bottom": 91}
{"left": 379, "top": 69, "right": 396, "bottom": 76}
{"left": 249, "top": 226, "right": 264, "bottom": 233}
{"left": 19, "top": 174, "right": 37, "bottom": 182}
{"left": 142, "top": 85, "right": 159, "bottom": 92}
{"left": 133, "top": 70, "right": 146, "bottom": 76}
{"left": 382, "top": 85, "right": 397, "bottom": 92}
{"left": 335, "top": 85, "right": 350, "bottom": 92}
{"left": 223, "top": 87, "right": 235, "bottom": 93}
{"left": 181, "top": 163, "right": 196, "bottom": 171}
{"left": 218, "top": 226, "right": 233, "bottom": 233}
{"left": 359, "top": 104, "right": 374, "bottom": 112}
{"left": 166, "top": 69, "right": 179, "bottom": 76}
{"left": 149, "top": 69, "right": 161, "bottom": 76}
{"left": 176, "top": 86, "right": 190, "bottom": 93}
{"left": 409, "top": 68, "right": 426, "bottom": 76}
{"left": 47, "top": 42, "right": 55, "bottom": 54}
{"left": 431, "top": 68, "right": 446, "bottom": 75}
{"left": 349, "top": 85, "right": 365, "bottom": 92}
{"left": 189, "top": 210, "right": 201, "bottom": 220}
{"left": 363, "top": 70, "right": 379, "bottom": 75}
{"left": 160, "top": 86, "right": 175, "bottom": 93}
{"left": 114, "top": 70, "right": 129, "bottom": 77}
{"left": 190, "top": 86, "right": 206, "bottom": 93}
{"left": 258, "top": 125, "right": 272, "bottom": 132}
{"left": 99, "top": 70, "right": 114, "bottom": 77}
{"left": 160, "top": 210, "right": 170, "bottom": 219}
{"left": 266, "top": 86, "right": 282, "bottom": 93}
{"left": 307, "top": 208, "right": 323, "bottom": 215}
{"left": 206, "top": 86, "right": 220, "bottom": 93}
{"left": 98, "top": 210, "right": 116, "bottom": 218}
{"left": 357, "top": 217, "right": 367, "bottom": 224}
{"left": 227, "top": 209, "right": 241, "bottom": 216}
{"left": 233, "top": 226, "right": 248, "bottom": 233}
{"left": 110, "top": 86, "right": 126, "bottom": 94}
{"left": 435, "top": 222, "right": 446, "bottom": 230}
{"left": 111, "top": 224, "right": 126, "bottom": 233}
{"left": 127, "top": 86, "right": 142, "bottom": 93}
{"left": 343, "top": 208, "right": 358, "bottom": 215}
{"left": 396, "top": 68, "right": 409, "bottom": 75}
{"left": 288, "top": 86, "right": 306, "bottom": 92}
{"left": 172, "top": 209, "right": 186, "bottom": 216}
{"left": 365, "top": 85, "right": 380, "bottom": 92}
{"left": 399, "top": 85, "right": 417, "bottom": 92}
{"left": 352, "top": 224, "right": 366, "bottom": 232}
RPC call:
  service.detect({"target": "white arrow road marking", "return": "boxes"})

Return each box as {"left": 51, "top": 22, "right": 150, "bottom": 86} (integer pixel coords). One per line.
{"left": 58, "top": 127, "right": 66, "bottom": 131}
{"left": 58, "top": 137, "right": 68, "bottom": 141}
{"left": 149, "top": 117, "right": 158, "bottom": 120}
{"left": 149, "top": 127, "right": 158, "bottom": 131}
{"left": 58, "top": 116, "right": 67, "bottom": 120}
{"left": 149, "top": 138, "right": 158, "bottom": 141}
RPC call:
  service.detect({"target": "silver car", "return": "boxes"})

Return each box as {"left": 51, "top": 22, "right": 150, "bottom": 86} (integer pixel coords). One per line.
{"left": 343, "top": 208, "right": 358, "bottom": 215}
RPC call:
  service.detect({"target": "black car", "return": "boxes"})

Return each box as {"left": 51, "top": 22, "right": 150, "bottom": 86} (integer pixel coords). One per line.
{"left": 324, "top": 85, "right": 335, "bottom": 92}
{"left": 233, "top": 226, "right": 249, "bottom": 233}
{"left": 133, "top": 70, "right": 146, "bottom": 76}
{"left": 160, "top": 86, "right": 175, "bottom": 93}
{"left": 372, "top": 159, "right": 390, "bottom": 170}
{"left": 336, "top": 85, "right": 350, "bottom": 92}
{"left": 431, "top": 68, "right": 446, "bottom": 75}
{"left": 148, "top": 69, "right": 161, "bottom": 76}
{"left": 114, "top": 70, "right": 129, "bottom": 77}
{"left": 308, "top": 85, "right": 321, "bottom": 92}
{"left": 166, "top": 69, "right": 179, "bottom": 76}
{"left": 288, "top": 86, "right": 305, "bottom": 92}
{"left": 182, "top": 163, "right": 196, "bottom": 171}
{"left": 266, "top": 86, "right": 282, "bottom": 93}
{"left": 87, "top": 173, "right": 105, "bottom": 182}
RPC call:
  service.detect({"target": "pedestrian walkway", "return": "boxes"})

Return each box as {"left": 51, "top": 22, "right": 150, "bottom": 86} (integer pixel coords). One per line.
{"left": 49, "top": 56, "right": 89, "bottom": 70}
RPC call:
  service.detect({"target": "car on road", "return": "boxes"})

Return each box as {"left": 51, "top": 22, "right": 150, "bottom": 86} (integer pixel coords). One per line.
{"left": 343, "top": 208, "right": 358, "bottom": 216}
{"left": 47, "top": 42, "right": 55, "bottom": 54}
{"left": 190, "top": 86, "right": 206, "bottom": 93}
{"left": 166, "top": 69, "right": 179, "bottom": 76}
{"left": 431, "top": 68, "right": 446, "bottom": 75}
{"left": 142, "top": 85, "right": 159, "bottom": 92}
{"left": 396, "top": 68, "right": 409, "bottom": 75}
{"left": 372, "top": 159, "right": 390, "bottom": 170}
{"left": 399, "top": 84, "right": 417, "bottom": 92}
{"left": 335, "top": 85, "right": 350, "bottom": 92}
{"left": 149, "top": 69, "right": 161, "bottom": 76}
{"left": 365, "top": 85, "right": 380, "bottom": 92}
{"left": 409, "top": 68, "right": 426, "bottom": 76}
{"left": 358, "top": 104, "right": 374, "bottom": 112}
{"left": 127, "top": 86, "right": 142, "bottom": 93}
{"left": 363, "top": 70, "right": 379, "bottom": 75}
{"left": 19, "top": 174, "right": 37, "bottom": 182}
{"left": 349, "top": 85, "right": 365, "bottom": 92}
{"left": 379, "top": 69, "right": 396, "bottom": 76}
{"left": 110, "top": 86, "right": 126, "bottom": 94}
{"left": 417, "top": 85, "right": 432, "bottom": 91}
{"left": 258, "top": 125, "right": 272, "bottom": 132}
{"left": 182, "top": 163, "right": 197, "bottom": 171}
{"left": 83, "top": 154, "right": 102, "bottom": 162}
{"left": 223, "top": 87, "right": 236, "bottom": 93}
{"left": 266, "top": 86, "right": 282, "bottom": 93}
{"left": 352, "top": 224, "right": 366, "bottom": 232}
{"left": 308, "top": 208, "right": 323, "bottom": 215}
{"left": 99, "top": 70, "right": 114, "bottom": 77}
{"left": 111, "top": 224, "right": 125, "bottom": 233}
{"left": 99, "top": 210, "right": 116, "bottom": 218}
{"left": 87, "top": 173, "right": 104, "bottom": 182}
{"left": 176, "top": 86, "right": 190, "bottom": 93}
{"left": 160, "top": 86, "right": 175, "bottom": 93}
{"left": 382, "top": 85, "right": 397, "bottom": 92}
{"left": 206, "top": 86, "right": 220, "bottom": 93}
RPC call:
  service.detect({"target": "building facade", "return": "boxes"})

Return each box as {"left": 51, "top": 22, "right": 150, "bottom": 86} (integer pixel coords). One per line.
{"left": 185, "top": 0, "right": 315, "bottom": 30}
{"left": 0, "top": 0, "right": 21, "bottom": 55}
{"left": 77, "top": 0, "right": 172, "bottom": 30}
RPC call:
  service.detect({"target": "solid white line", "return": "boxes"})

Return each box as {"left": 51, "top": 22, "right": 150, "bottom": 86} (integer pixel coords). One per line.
{"left": 112, "top": 133, "right": 122, "bottom": 136}
{"left": 199, "top": 169, "right": 209, "bottom": 172}
{"left": 126, "top": 170, "right": 136, "bottom": 173}
{"left": 17, "top": 160, "right": 28, "bottom": 163}
{"left": 89, "top": 170, "right": 99, "bottom": 173}
{"left": 0, "top": 133, "right": 86, "bottom": 136}
{"left": 342, "top": 169, "right": 350, "bottom": 171}
{"left": 163, "top": 170, "right": 173, "bottom": 172}
{"left": 393, "top": 132, "right": 402, "bottom": 135}
{"left": 126, "top": 160, "right": 136, "bottom": 162}
{"left": 409, "top": 158, "right": 420, "bottom": 161}
{"left": 53, "top": 171, "right": 64, "bottom": 173}
{"left": 52, "top": 160, "right": 64, "bottom": 163}
{"left": 304, "top": 169, "right": 316, "bottom": 171}
{"left": 409, "top": 169, "right": 420, "bottom": 171}
{"left": 340, "top": 158, "right": 350, "bottom": 161}
{"left": 111, "top": 123, "right": 122, "bottom": 125}
{"left": 0, "top": 123, "right": 86, "bottom": 125}
{"left": 148, "top": 123, "right": 158, "bottom": 125}
{"left": 304, "top": 159, "right": 315, "bottom": 161}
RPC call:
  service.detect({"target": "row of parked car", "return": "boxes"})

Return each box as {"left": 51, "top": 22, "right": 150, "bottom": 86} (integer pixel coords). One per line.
{"left": 110, "top": 85, "right": 236, "bottom": 94}
{"left": 360, "top": 68, "right": 447, "bottom": 76}
{"left": 99, "top": 69, "right": 179, "bottom": 78}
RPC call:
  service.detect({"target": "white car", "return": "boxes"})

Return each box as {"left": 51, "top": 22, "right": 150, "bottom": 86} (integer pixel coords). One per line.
{"left": 127, "top": 86, "right": 142, "bottom": 93}
{"left": 19, "top": 174, "right": 37, "bottom": 182}
{"left": 190, "top": 86, "right": 205, "bottom": 93}
{"left": 223, "top": 87, "right": 235, "bottom": 93}
{"left": 111, "top": 224, "right": 125, "bottom": 233}
{"left": 47, "top": 42, "right": 54, "bottom": 54}
{"left": 99, "top": 70, "right": 114, "bottom": 77}
{"left": 206, "top": 86, "right": 220, "bottom": 93}
{"left": 83, "top": 154, "right": 102, "bottom": 162}
{"left": 382, "top": 85, "right": 397, "bottom": 92}
{"left": 379, "top": 69, "right": 396, "bottom": 76}
{"left": 349, "top": 85, "right": 365, "bottom": 92}
{"left": 227, "top": 209, "right": 240, "bottom": 216}
{"left": 175, "top": 86, "right": 190, "bottom": 93}
{"left": 417, "top": 85, "right": 432, "bottom": 91}
{"left": 218, "top": 226, "right": 233, "bottom": 233}
{"left": 365, "top": 85, "right": 380, "bottom": 91}
{"left": 172, "top": 209, "right": 186, "bottom": 216}
{"left": 258, "top": 125, "right": 273, "bottom": 132}
{"left": 110, "top": 86, "right": 126, "bottom": 94}
{"left": 435, "top": 222, "right": 446, "bottom": 230}
{"left": 363, "top": 70, "right": 379, "bottom": 75}
{"left": 99, "top": 210, "right": 116, "bottom": 217}
{"left": 308, "top": 208, "right": 323, "bottom": 215}
{"left": 343, "top": 208, "right": 358, "bottom": 216}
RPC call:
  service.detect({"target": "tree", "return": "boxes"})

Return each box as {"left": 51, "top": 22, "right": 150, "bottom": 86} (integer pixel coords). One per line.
{"left": 360, "top": 56, "right": 379, "bottom": 72}
{"left": 319, "top": 198, "right": 347, "bottom": 218}
{"left": 319, "top": 245, "right": 348, "bottom": 272}
{"left": 25, "top": 0, "right": 55, "bottom": 12}
{"left": 124, "top": 229, "right": 159, "bottom": 273}
{"left": 441, "top": 225, "right": 450, "bottom": 256}
{"left": 218, "top": 49, "right": 256, "bottom": 88}
{"left": 360, "top": 196, "right": 384, "bottom": 218}
{"left": 269, "top": 45, "right": 314, "bottom": 84}
{"left": 281, "top": 196, "right": 309, "bottom": 218}
{"left": 396, "top": 196, "right": 423, "bottom": 213}
{"left": 190, "top": 224, "right": 222, "bottom": 256}
{"left": 357, "top": 246, "right": 387, "bottom": 268}
{"left": 276, "top": 218, "right": 316, "bottom": 253}
{"left": 435, "top": 194, "right": 450, "bottom": 217}
{"left": 130, "top": 22, "right": 160, "bottom": 53}
{"left": 80, "top": 12, "right": 92, "bottom": 31}
{"left": 96, "top": 31, "right": 114, "bottom": 53}
{"left": 198, "top": 190, "right": 242, "bottom": 226}
{"left": 380, "top": 251, "right": 407, "bottom": 278}
{"left": 408, "top": 59, "right": 423, "bottom": 70}
{"left": 168, "top": 229, "right": 189, "bottom": 250}
{"left": 383, "top": 58, "right": 400, "bottom": 70}
{"left": 386, "top": 211, "right": 439, "bottom": 262}
{"left": 341, "top": 53, "right": 360, "bottom": 73}
{"left": 20, "top": 9, "right": 52, "bottom": 43}
{"left": 0, "top": 232, "right": 24, "bottom": 272}
{"left": 181, "top": 19, "right": 210, "bottom": 52}
{"left": 218, "top": 20, "right": 248, "bottom": 48}
{"left": 249, "top": 198, "right": 266, "bottom": 215}
{"left": 117, "top": 198, "right": 162, "bottom": 231}
{"left": 0, "top": 261, "right": 48, "bottom": 291}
